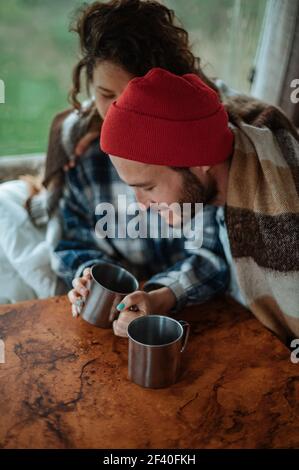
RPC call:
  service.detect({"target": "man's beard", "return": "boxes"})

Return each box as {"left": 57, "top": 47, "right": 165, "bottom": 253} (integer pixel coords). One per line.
{"left": 158, "top": 168, "right": 218, "bottom": 228}
{"left": 178, "top": 168, "right": 218, "bottom": 216}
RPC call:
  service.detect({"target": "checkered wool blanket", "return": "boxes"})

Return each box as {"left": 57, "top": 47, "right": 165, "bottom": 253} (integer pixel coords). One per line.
{"left": 226, "top": 115, "right": 299, "bottom": 343}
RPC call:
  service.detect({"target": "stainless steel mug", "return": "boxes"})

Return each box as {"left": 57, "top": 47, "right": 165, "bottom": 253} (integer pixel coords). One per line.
{"left": 81, "top": 262, "right": 139, "bottom": 328}
{"left": 128, "top": 315, "right": 190, "bottom": 388}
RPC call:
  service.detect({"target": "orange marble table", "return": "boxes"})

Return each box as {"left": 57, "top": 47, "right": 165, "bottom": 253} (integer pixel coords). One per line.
{"left": 0, "top": 295, "right": 298, "bottom": 449}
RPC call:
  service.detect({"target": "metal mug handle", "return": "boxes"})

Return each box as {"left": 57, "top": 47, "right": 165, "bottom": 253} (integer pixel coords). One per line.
{"left": 178, "top": 320, "right": 190, "bottom": 352}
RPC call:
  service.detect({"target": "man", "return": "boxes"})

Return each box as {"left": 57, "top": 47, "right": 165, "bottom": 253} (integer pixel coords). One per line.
{"left": 100, "top": 67, "right": 299, "bottom": 344}
{"left": 55, "top": 135, "right": 228, "bottom": 325}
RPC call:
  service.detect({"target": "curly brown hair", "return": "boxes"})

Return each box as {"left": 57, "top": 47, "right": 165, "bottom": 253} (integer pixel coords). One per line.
{"left": 69, "top": 0, "right": 218, "bottom": 110}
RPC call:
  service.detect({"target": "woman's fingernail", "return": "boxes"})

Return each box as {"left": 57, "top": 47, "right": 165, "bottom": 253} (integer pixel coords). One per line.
{"left": 116, "top": 303, "right": 125, "bottom": 311}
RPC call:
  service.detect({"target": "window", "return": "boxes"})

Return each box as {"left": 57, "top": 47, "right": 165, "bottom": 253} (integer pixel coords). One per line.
{"left": 165, "top": 0, "right": 267, "bottom": 91}
{"left": 0, "top": 0, "right": 79, "bottom": 156}
{"left": 0, "top": 0, "right": 267, "bottom": 156}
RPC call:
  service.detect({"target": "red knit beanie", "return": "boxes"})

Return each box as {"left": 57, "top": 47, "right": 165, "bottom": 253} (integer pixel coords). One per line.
{"left": 100, "top": 68, "right": 234, "bottom": 167}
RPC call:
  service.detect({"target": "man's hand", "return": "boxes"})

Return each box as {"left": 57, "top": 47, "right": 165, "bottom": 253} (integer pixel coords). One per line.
{"left": 68, "top": 268, "right": 92, "bottom": 317}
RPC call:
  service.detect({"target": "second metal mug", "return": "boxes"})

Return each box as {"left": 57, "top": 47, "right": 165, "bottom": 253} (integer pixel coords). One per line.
{"left": 127, "top": 315, "right": 190, "bottom": 388}
{"left": 81, "top": 262, "right": 139, "bottom": 328}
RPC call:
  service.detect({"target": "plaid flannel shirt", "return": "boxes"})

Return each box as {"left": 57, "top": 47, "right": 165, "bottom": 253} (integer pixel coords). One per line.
{"left": 52, "top": 141, "right": 229, "bottom": 312}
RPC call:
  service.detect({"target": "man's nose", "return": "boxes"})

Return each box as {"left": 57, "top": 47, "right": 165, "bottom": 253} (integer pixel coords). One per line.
{"left": 135, "top": 190, "right": 151, "bottom": 210}
{"left": 103, "top": 101, "right": 114, "bottom": 119}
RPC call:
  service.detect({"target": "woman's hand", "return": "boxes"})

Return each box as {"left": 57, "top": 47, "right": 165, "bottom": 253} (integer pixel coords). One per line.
{"left": 68, "top": 268, "right": 92, "bottom": 317}
{"left": 113, "top": 290, "right": 151, "bottom": 337}
{"left": 113, "top": 287, "right": 176, "bottom": 337}
{"left": 63, "top": 130, "right": 99, "bottom": 171}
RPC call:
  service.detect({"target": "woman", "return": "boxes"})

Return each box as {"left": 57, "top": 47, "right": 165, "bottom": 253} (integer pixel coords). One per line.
{"left": 62, "top": 0, "right": 230, "bottom": 335}
{"left": 1, "top": 1, "right": 232, "bottom": 327}
{"left": 1, "top": 0, "right": 218, "bottom": 303}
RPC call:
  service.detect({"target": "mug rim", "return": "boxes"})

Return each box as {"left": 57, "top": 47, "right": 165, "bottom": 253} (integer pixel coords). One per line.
{"left": 127, "top": 314, "right": 184, "bottom": 348}
{"left": 91, "top": 262, "right": 139, "bottom": 295}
